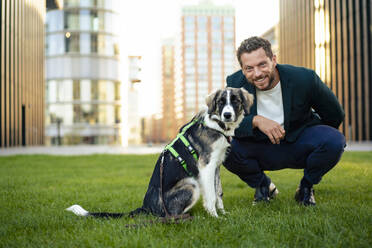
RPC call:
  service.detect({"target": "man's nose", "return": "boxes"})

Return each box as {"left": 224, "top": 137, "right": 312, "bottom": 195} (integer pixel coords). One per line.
{"left": 254, "top": 67, "right": 262, "bottom": 77}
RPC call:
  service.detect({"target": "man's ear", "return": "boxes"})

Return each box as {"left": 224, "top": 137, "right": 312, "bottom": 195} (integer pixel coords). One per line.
{"left": 239, "top": 87, "right": 254, "bottom": 115}
{"left": 206, "top": 89, "right": 221, "bottom": 114}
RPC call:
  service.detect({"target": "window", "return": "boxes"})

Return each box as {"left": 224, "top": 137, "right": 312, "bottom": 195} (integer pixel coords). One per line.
{"left": 197, "top": 16, "right": 207, "bottom": 30}
{"left": 65, "top": 32, "right": 80, "bottom": 53}
{"left": 64, "top": 10, "right": 79, "bottom": 30}
{"left": 212, "top": 17, "right": 221, "bottom": 30}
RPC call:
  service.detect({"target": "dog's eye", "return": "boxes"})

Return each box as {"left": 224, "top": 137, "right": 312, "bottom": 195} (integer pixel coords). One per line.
{"left": 218, "top": 99, "right": 226, "bottom": 105}
{"left": 231, "top": 95, "right": 241, "bottom": 103}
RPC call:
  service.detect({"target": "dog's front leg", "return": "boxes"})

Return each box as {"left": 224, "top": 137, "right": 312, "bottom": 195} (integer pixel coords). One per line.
{"left": 214, "top": 166, "right": 226, "bottom": 215}
{"left": 199, "top": 165, "right": 218, "bottom": 217}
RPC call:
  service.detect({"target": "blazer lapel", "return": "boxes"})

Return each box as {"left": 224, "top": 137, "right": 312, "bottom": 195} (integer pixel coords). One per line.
{"left": 277, "top": 64, "right": 292, "bottom": 131}
{"left": 241, "top": 76, "right": 257, "bottom": 115}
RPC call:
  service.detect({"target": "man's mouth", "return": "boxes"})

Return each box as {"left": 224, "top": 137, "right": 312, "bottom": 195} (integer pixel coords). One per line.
{"left": 254, "top": 76, "right": 266, "bottom": 83}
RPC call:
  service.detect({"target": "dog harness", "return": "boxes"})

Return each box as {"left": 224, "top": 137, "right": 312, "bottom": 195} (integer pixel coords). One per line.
{"left": 164, "top": 119, "right": 200, "bottom": 177}
{"left": 164, "top": 117, "right": 232, "bottom": 177}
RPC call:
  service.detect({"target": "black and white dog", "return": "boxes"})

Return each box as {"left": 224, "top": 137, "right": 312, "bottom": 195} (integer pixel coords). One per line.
{"left": 66, "top": 87, "right": 253, "bottom": 218}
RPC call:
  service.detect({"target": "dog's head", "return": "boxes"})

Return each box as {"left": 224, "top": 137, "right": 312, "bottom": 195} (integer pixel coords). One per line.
{"left": 206, "top": 87, "right": 254, "bottom": 123}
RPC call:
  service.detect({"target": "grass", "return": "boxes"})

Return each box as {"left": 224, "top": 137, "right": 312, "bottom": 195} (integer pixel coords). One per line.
{"left": 0, "top": 152, "right": 371, "bottom": 248}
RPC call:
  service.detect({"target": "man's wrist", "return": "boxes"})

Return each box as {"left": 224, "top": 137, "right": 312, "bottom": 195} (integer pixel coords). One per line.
{"left": 252, "top": 115, "right": 260, "bottom": 128}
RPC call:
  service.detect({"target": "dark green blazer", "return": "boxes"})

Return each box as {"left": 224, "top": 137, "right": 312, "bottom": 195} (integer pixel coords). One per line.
{"left": 226, "top": 64, "right": 345, "bottom": 143}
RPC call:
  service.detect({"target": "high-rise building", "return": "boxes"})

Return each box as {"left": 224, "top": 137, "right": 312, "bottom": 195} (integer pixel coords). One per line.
{"left": 1, "top": 0, "right": 51, "bottom": 147}
{"left": 45, "top": 0, "right": 123, "bottom": 145}
{"left": 279, "top": 0, "right": 371, "bottom": 141}
{"left": 127, "top": 55, "right": 142, "bottom": 145}
{"left": 161, "top": 39, "right": 178, "bottom": 142}
{"left": 180, "top": 1, "right": 236, "bottom": 122}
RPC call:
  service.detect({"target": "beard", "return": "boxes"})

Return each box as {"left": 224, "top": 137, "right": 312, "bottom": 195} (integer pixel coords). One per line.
{"left": 265, "top": 70, "right": 276, "bottom": 90}
{"left": 253, "top": 68, "right": 276, "bottom": 91}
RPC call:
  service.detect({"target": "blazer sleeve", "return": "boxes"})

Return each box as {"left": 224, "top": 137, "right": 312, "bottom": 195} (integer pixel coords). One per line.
{"left": 310, "top": 71, "right": 345, "bottom": 128}
{"left": 226, "top": 74, "right": 257, "bottom": 139}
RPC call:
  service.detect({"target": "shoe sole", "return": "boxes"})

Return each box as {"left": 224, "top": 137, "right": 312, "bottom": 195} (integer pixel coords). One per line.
{"left": 269, "top": 182, "right": 279, "bottom": 199}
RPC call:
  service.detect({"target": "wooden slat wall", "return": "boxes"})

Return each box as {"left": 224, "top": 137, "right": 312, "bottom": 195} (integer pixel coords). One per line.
{"left": 279, "top": 0, "right": 371, "bottom": 141}
{"left": 0, "top": 0, "right": 45, "bottom": 147}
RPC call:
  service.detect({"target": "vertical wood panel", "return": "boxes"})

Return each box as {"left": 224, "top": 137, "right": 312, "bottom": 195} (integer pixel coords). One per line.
{"left": 362, "top": 0, "right": 370, "bottom": 139}
{"left": 335, "top": 0, "right": 344, "bottom": 134}
{"left": 330, "top": 0, "right": 337, "bottom": 93}
{"left": 10, "top": 0, "right": 14, "bottom": 146}
{"left": 346, "top": 1, "right": 356, "bottom": 140}
{"left": 5, "top": 0, "right": 10, "bottom": 146}
{"left": 1, "top": 0, "right": 6, "bottom": 146}
{"left": 20, "top": 0, "right": 24, "bottom": 145}
{"left": 14, "top": 0, "right": 18, "bottom": 145}
{"left": 355, "top": 0, "right": 363, "bottom": 140}
{"left": 342, "top": 0, "right": 350, "bottom": 140}
{"left": 26, "top": 0, "right": 30, "bottom": 145}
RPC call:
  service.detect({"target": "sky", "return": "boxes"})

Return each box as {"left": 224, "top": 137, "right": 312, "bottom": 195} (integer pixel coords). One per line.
{"left": 118, "top": 0, "right": 279, "bottom": 116}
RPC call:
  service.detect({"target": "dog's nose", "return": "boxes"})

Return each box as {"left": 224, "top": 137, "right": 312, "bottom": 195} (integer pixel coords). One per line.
{"left": 223, "top": 112, "right": 232, "bottom": 119}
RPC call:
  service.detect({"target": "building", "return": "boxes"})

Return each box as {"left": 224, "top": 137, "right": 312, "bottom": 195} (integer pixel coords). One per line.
{"left": 127, "top": 55, "right": 142, "bottom": 145}
{"left": 45, "top": 0, "right": 123, "bottom": 145}
{"left": 261, "top": 25, "right": 280, "bottom": 61}
{"left": 180, "top": 1, "right": 237, "bottom": 122}
{"left": 1, "top": 0, "right": 51, "bottom": 147}
{"left": 142, "top": 114, "right": 163, "bottom": 144}
{"left": 279, "top": 0, "right": 371, "bottom": 141}
{"left": 161, "top": 39, "right": 178, "bottom": 142}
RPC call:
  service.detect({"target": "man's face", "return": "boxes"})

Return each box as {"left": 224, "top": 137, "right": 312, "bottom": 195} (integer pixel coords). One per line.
{"left": 240, "top": 47, "right": 277, "bottom": 91}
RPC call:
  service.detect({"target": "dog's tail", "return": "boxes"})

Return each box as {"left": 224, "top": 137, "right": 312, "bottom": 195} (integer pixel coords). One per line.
{"left": 66, "top": 204, "right": 147, "bottom": 218}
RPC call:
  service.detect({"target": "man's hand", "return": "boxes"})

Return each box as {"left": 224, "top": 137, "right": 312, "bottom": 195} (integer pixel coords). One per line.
{"left": 253, "top": 115, "right": 285, "bottom": 144}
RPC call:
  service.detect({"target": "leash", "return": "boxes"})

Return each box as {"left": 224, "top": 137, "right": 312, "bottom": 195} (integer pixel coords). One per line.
{"left": 158, "top": 150, "right": 194, "bottom": 223}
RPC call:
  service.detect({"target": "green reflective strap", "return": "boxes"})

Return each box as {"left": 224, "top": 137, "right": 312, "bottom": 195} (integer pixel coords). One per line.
{"left": 164, "top": 118, "right": 201, "bottom": 177}
{"left": 166, "top": 145, "right": 191, "bottom": 176}
{"left": 178, "top": 135, "right": 198, "bottom": 161}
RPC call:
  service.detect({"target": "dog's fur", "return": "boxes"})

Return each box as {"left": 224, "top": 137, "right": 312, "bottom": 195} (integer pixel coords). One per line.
{"left": 66, "top": 87, "right": 253, "bottom": 218}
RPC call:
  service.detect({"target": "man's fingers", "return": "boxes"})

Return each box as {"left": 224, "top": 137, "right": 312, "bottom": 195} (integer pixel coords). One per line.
{"left": 269, "top": 131, "right": 280, "bottom": 144}
{"left": 268, "top": 133, "right": 276, "bottom": 144}
{"left": 273, "top": 130, "right": 282, "bottom": 144}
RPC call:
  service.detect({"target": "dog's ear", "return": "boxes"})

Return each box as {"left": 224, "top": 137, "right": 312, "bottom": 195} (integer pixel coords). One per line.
{"left": 206, "top": 89, "right": 221, "bottom": 114}
{"left": 239, "top": 87, "right": 254, "bottom": 115}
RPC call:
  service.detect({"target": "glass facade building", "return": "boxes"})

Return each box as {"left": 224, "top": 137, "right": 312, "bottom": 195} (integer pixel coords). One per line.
{"left": 181, "top": 3, "right": 237, "bottom": 121}
{"left": 45, "top": 0, "right": 122, "bottom": 145}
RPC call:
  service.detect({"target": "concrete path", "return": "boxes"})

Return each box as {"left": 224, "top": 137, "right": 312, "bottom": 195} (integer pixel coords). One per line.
{"left": 0, "top": 142, "right": 371, "bottom": 156}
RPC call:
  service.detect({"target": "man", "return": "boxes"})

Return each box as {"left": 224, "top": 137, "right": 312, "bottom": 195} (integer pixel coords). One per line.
{"left": 224, "top": 36, "right": 346, "bottom": 206}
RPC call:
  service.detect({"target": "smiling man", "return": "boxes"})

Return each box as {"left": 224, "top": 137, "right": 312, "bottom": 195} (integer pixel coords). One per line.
{"left": 224, "top": 36, "right": 346, "bottom": 206}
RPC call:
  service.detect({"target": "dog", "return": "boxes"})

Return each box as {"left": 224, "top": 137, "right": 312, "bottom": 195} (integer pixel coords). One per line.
{"left": 66, "top": 87, "right": 254, "bottom": 218}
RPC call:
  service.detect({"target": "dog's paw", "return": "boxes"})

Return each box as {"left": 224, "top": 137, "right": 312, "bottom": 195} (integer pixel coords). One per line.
{"left": 219, "top": 209, "right": 229, "bottom": 215}
{"left": 207, "top": 209, "right": 219, "bottom": 218}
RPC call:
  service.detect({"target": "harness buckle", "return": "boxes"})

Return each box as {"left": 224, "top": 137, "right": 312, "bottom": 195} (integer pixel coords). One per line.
{"left": 177, "top": 156, "right": 186, "bottom": 165}
{"left": 187, "top": 145, "right": 195, "bottom": 153}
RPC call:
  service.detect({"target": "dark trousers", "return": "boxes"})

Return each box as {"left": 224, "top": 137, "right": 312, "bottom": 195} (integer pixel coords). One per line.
{"left": 224, "top": 125, "right": 346, "bottom": 188}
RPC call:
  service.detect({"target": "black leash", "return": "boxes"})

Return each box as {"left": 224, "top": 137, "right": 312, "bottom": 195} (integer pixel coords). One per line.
{"left": 158, "top": 151, "right": 194, "bottom": 223}
{"left": 125, "top": 151, "right": 194, "bottom": 228}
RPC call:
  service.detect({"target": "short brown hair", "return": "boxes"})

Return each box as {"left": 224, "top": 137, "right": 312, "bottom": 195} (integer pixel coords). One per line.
{"left": 236, "top": 36, "right": 273, "bottom": 66}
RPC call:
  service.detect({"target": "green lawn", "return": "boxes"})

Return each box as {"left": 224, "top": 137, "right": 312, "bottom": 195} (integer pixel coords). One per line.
{"left": 0, "top": 152, "right": 371, "bottom": 247}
